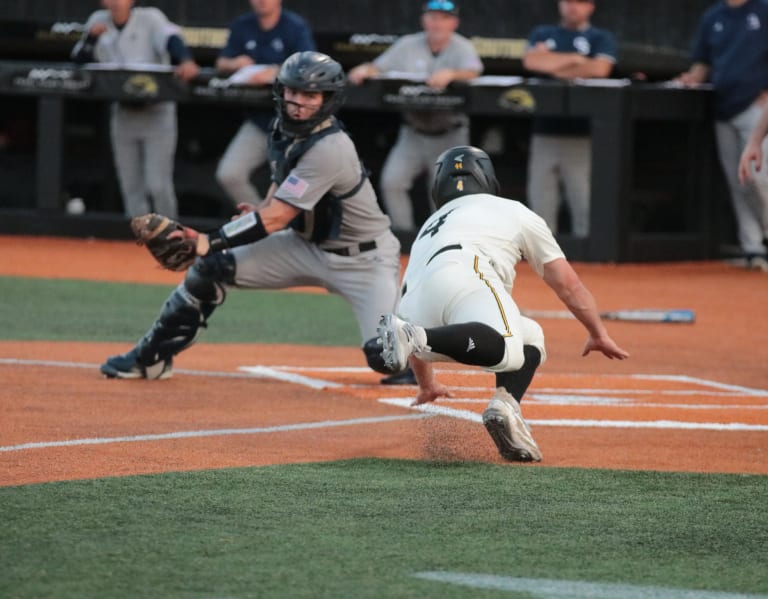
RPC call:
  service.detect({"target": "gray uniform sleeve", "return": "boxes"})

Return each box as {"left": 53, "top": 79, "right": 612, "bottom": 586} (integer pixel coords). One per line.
{"left": 373, "top": 34, "right": 420, "bottom": 73}
{"left": 143, "top": 7, "right": 182, "bottom": 56}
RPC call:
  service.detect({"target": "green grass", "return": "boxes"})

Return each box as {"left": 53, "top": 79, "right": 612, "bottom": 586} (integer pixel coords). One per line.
{"left": 1, "top": 276, "right": 361, "bottom": 344}
{"left": 3, "top": 275, "right": 768, "bottom": 597}
{"left": 1, "top": 461, "right": 767, "bottom": 598}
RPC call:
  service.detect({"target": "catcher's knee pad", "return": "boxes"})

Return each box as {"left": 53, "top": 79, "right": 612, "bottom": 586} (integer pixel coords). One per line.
{"left": 362, "top": 336, "right": 391, "bottom": 374}
{"left": 185, "top": 251, "right": 235, "bottom": 304}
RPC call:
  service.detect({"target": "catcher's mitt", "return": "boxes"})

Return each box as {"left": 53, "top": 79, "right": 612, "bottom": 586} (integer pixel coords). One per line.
{"left": 130, "top": 213, "right": 199, "bottom": 272}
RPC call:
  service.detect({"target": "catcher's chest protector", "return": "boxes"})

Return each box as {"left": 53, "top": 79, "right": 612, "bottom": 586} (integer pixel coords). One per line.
{"left": 268, "top": 119, "right": 367, "bottom": 243}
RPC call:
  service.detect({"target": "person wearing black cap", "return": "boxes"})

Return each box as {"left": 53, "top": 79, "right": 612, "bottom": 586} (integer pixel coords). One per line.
{"left": 348, "top": 0, "right": 483, "bottom": 234}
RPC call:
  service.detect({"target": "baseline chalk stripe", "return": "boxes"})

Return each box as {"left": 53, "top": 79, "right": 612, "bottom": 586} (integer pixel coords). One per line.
{"left": 238, "top": 365, "right": 343, "bottom": 389}
{"left": 379, "top": 398, "right": 768, "bottom": 431}
{"left": 0, "top": 414, "right": 429, "bottom": 453}
{"left": 412, "top": 572, "right": 768, "bottom": 598}
{"left": 631, "top": 374, "right": 768, "bottom": 397}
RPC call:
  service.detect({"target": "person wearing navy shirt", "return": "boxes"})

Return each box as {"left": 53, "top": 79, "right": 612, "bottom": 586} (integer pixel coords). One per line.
{"left": 676, "top": 0, "right": 768, "bottom": 271}
{"left": 214, "top": 0, "right": 315, "bottom": 209}
{"left": 522, "top": 0, "right": 616, "bottom": 239}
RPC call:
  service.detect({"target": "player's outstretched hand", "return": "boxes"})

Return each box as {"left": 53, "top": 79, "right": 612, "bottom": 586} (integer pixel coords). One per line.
{"left": 582, "top": 334, "right": 629, "bottom": 360}
{"left": 412, "top": 383, "right": 453, "bottom": 407}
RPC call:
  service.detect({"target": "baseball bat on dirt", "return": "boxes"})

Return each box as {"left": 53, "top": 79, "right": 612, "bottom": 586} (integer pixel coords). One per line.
{"left": 521, "top": 308, "right": 696, "bottom": 323}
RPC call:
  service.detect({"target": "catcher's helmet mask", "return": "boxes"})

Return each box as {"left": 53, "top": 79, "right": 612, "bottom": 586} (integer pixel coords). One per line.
{"left": 431, "top": 145, "right": 501, "bottom": 208}
{"left": 273, "top": 51, "right": 347, "bottom": 137}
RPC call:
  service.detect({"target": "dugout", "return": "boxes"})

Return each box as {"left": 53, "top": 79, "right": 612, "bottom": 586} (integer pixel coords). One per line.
{"left": 0, "top": 0, "right": 735, "bottom": 262}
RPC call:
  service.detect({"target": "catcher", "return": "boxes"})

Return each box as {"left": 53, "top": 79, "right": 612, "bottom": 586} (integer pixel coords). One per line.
{"left": 101, "top": 51, "right": 402, "bottom": 380}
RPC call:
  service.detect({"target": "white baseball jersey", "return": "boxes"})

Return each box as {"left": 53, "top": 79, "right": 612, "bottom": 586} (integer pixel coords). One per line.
{"left": 373, "top": 31, "right": 483, "bottom": 132}
{"left": 399, "top": 193, "right": 565, "bottom": 368}
{"left": 82, "top": 7, "right": 180, "bottom": 65}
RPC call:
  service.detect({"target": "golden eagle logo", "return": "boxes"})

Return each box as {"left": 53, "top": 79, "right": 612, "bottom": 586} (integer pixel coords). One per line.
{"left": 498, "top": 88, "right": 536, "bottom": 112}
{"left": 123, "top": 74, "right": 159, "bottom": 98}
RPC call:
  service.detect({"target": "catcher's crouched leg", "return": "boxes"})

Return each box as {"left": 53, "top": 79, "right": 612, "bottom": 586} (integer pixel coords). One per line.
{"left": 101, "top": 252, "right": 234, "bottom": 380}
{"left": 137, "top": 252, "right": 234, "bottom": 364}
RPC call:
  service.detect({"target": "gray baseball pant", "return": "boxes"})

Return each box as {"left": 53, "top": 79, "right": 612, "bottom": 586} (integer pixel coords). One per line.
{"left": 110, "top": 102, "right": 178, "bottom": 218}
{"left": 215, "top": 120, "right": 269, "bottom": 207}
{"left": 715, "top": 102, "right": 768, "bottom": 256}
{"left": 230, "top": 229, "right": 402, "bottom": 342}
{"left": 527, "top": 134, "right": 591, "bottom": 237}
{"left": 380, "top": 124, "right": 469, "bottom": 231}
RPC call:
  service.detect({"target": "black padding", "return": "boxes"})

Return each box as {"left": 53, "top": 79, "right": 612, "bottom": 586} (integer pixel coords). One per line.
{"left": 185, "top": 250, "right": 235, "bottom": 303}
{"left": 495, "top": 345, "right": 542, "bottom": 403}
{"left": 426, "top": 322, "right": 506, "bottom": 367}
{"left": 137, "top": 290, "right": 203, "bottom": 364}
{"left": 363, "top": 336, "right": 393, "bottom": 374}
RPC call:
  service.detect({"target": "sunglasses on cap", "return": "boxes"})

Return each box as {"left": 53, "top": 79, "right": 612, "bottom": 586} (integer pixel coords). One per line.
{"left": 423, "top": 0, "right": 459, "bottom": 15}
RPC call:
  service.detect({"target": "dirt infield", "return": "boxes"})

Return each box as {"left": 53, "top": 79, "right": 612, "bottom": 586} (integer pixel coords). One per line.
{"left": 1, "top": 236, "right": 767, "bottom": 486}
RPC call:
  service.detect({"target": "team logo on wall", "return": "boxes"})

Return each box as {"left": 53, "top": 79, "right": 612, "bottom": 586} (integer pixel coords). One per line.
{"left": 381, "top": 82, "right": 467, "bottom": 109}
{"left": 123, "top": 74, "right": 159, "bottom": 98}
{"left": 498, "top": 88, "right": 536, "bottom": 113}
{"left": 10, "top": 67, "right": 92, "bottom": 93}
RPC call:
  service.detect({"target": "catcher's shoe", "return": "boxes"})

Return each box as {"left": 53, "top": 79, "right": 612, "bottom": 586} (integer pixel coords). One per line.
{"left": 377, "top": 314, "right": 428, "bottom": 373}
{"left": 482, "top": 387, "right": 542, "bottom": 462}
{"left": 100, "top": 348, "right": 173, "bottom": 380}
{"left": 380, "top": 367, "right": 417, "bottom": 385}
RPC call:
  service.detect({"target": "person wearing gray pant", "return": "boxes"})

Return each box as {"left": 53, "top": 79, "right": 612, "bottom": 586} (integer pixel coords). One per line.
{"left": 213, "top": 0, "right": 315, "bottom": 209}
{"left": 71, "top": 0, "right": 199, "bottom": 218}
{"left": 347, "top": 0, "right": 483, "bottom": 233}
{"left": 522, "top": 0, "right": 616, "bottom": 238}
{"left": 676, "top": 0, "right": 768, "bottom": 271}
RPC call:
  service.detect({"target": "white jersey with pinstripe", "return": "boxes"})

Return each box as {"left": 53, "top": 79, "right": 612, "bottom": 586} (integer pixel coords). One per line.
{"left": 397, "top": 193, "right": 565, "bottom": 364}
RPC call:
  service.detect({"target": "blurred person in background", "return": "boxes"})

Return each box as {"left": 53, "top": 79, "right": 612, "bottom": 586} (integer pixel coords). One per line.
{"left": 347, "top": 0, "right": 483, "bottom": 235}
{"left": 522, "top": 0, "right": 616, "bottom": 239}
{"left": 214, "top": 0, "right": 315, "bottom": 209}
{"left": 676, "top": 0, "right": 768, "bottom": 272}
{"left": 71, "top": 0, "right": 200, "bottom": 218}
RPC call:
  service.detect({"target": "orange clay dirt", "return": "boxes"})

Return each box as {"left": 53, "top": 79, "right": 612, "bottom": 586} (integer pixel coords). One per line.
{"left": 1, "top": 235, "right": 766, "bottom": 486}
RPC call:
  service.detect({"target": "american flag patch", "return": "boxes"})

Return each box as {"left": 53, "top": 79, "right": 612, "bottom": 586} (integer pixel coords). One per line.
{"left": 278, "top": 174, "right": 310, "bottom": 198}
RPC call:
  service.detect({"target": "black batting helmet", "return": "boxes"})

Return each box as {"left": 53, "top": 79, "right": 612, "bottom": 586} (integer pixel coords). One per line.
{"left": 431, "top": 145, "right": 500, "bottom": 208}
{"left": 273, "top": 51, "right": 347, "bottom": 136}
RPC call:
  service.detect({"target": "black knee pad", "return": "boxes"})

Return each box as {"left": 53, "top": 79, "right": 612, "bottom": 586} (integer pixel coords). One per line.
{"left": 362, "top": 336, "right": 392, "bottom": 374}
{"left": 185, "top": 250, "right": 235, "bottom": 304}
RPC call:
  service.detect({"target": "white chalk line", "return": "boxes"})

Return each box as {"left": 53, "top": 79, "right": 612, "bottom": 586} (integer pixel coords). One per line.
{"left": 438, "top": 395, "right": 768, "bottom": 410}
{"left": 379, "top": 398, "right": 768, "bottom": 432}
{"left": 262, "top": 366, "right": 768, "bottom": 395}
{"left": 4, "top": 358, "right": 767, "bottom": 397}
{"left": 3, "top": 358, "right": 767, "bottom": 450}
{"left": 0, "top": 413, "right": 429, "bottom": 453}
{"left": 412, "top": 572, "right": 768, "bottom": 599}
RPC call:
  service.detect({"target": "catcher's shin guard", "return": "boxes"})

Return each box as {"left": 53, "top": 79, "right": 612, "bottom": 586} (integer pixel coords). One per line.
{"left": 495, "top": 345, "right": 542, "bottom": 403}
{"left": 136, "top": 253, "right": 233, "bottom": 364}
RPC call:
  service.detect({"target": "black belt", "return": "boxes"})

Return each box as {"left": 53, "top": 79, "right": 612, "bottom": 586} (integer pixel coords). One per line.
{"left": 409, "top": 123, "right": 465, "bottom": 137}
{"left": 427, "top": 243, "right": 462, "bottom": 265}
{"left": 324, "top": 240, "right": 377, "bottom": 256}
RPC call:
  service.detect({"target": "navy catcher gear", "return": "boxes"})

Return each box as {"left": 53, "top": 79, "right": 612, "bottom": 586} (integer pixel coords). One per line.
{"left": 273, "top": 51, "right": 347, "bottom": 137}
